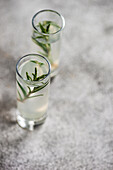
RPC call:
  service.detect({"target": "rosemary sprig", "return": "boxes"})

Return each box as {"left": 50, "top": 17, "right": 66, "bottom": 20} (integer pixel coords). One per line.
{"left": 32, "top": 21, "right": 60, "bottom": 64}
{"left": 17, "top": 66, "right": 49, "bottom": 102}
{"left": 30, "top": 60, "right": 44, "bottom": 66}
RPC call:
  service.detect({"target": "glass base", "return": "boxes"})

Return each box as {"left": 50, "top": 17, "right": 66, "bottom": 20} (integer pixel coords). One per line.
{"left": 17, "top": 114, "right": 47, "bottom": 131}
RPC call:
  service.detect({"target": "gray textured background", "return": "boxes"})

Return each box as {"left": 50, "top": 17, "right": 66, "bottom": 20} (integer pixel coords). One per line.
{"left": 1, "top": 0, "right": 113, "bottom": 169}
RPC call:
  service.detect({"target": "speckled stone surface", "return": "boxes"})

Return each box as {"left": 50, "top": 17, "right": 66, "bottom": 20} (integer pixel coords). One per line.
{"left": 1, "top": 0, "right": 113, "bottom": 169}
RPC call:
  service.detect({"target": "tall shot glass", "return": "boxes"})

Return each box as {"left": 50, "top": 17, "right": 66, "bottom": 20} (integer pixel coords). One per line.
{"left": 32, "top": 9, "right": 65, "bottom": 77}
{"left": 16, "top": 54, "right": 51, "bottom": 130}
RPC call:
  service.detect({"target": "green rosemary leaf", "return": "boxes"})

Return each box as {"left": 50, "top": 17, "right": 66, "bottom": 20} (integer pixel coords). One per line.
{"left": 35, "top": 36, "right": 44, "bottom": 39}
{"left": 35, "top": 67, "right": 37, "bottom": 77}
{"left": 27, "top": 86, "right": 31, "bottom": 93}
{"left": 46, "top": 24, "right": 50, "bottom": 33}
{"left": 17, "top": 90, "right": 23, "bottom": 101}
{"left": 36, "top": 74, "right": 48, "bottom": 81}
{"left": 17, "top": 80, "right": 27, "bottom": 97}
{"left": 32, "top": 73, "right": 36, "bottom": 81}
{"left": 39, "top": 63, "right": 44, "bottom": 66}
{"left": 39, "top": 22, "right": 46, "bottom": 33}
{"left": 34, "top": 30, "right": 38, "bottom": 34}
{"left": 32, "top": 37, "right": 48, "bottom": 54}
{"left": 33, "top": 80, "right": 49, "bottom": 93}
{"left": 48, "top": 43, "right": 51, "bottom": 47}
{"left": 26, "top": 72, "right": 32, "bottom": 81}
{"left": 46, "top": 43, "right": 51, "bottom": 50}
{"left": 43, "top": 21, "right": 60, "bottom": 29}
{"left": 26, "top": 72, "right": 29, "bottom": 80}
{"left": 32, "top": 67, "right": 37, "bottom": 81}
{"left": 30, "top": 60, "right": 37, "bottom": 64}
{"left": 45, "top": 43, "right": 51, "bottom": 55}
{"left": 30, "top": 60, "right": 44, "bottom": 66}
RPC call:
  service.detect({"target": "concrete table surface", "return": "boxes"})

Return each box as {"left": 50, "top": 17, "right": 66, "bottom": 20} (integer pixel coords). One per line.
{"left": 1, "top": 0, "right": 113, "bottom": 169}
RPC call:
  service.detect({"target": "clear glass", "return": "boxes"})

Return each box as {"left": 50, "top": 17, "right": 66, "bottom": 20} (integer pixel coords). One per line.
{"left": 16, "top": 54, "right": 51, "bottom": 131}
{"left": 32, "top": 9, "right": 65, "bottom": 77}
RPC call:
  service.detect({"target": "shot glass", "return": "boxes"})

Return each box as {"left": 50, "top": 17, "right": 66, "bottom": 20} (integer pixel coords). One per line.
{"left": 16, "top": 54, "right": 51, "bottom": 130}
{"left": 32, "top": 9, "right": 65, "bottom": 77}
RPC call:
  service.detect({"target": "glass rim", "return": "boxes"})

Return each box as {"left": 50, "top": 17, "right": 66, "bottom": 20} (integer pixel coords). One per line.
{"left": 16, "top": 53, "right": 51, "bottom": 83}
{"left": 32, "top": 9, "right": 65, "bottom": 36}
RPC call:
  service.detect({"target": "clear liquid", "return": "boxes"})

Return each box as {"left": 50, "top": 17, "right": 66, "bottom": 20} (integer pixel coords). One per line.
{"left": 17, "top": 60, "right": 49, "bottom": 122}
{"left": 32, "top": 21, "right": 61, "bottom": 76}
